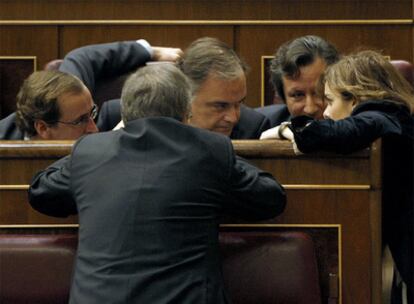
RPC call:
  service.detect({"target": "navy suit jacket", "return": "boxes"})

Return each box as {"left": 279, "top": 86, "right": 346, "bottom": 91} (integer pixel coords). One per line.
{"left": 29, "top": 117, "right": 286, "bottom": 304}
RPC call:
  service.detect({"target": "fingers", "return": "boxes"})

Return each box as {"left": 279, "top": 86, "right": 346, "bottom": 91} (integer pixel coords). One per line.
{"left": 152, "top": 47, "right": 184, "bottom": 62}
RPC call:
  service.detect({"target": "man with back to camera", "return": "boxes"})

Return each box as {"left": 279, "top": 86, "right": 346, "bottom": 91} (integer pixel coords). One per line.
{"left": 28, "top": 63, "right": 286, "bottom": 303}
{"left": 257, "top": 35, "right": 340, "bottom": 137}
{"left": 59, "top": 37, "right": 270, "bottom": 139}
{"left": 0, "top": 70, "right": 99, "bottom": 140}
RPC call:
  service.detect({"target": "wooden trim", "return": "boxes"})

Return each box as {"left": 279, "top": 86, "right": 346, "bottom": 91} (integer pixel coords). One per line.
{"left": 220, "top": 223, "right": 340, "bottom": 228}
{"left": 0, "top": 224, "right": 78, "bottom": 228}
{"left": 0, "top": 140, "right": 371, "bottom": 158}
{"left": 232, "top": 140, "right": 370, "bottom": 158}
{"left": 0, "top": 56, "right": 37, "bottom": 72}
{"left": 0, "top": 185, "right": 29, "bottom": 190}
{"left": 284, "top": 185, "right": 370, "bottom": 190}
{"left": 0, "top": 184, "right": 370, "bottom": 190}
{"left": 0, "top": 140, "right": 73, "bottom": 158}
{"left": 0, "top": 19, "right": 412, "bottom": 26}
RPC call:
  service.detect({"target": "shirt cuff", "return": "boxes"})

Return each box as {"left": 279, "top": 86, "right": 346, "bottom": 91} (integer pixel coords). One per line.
{"left": 136, "top": 39, "right": 153, "bottom": 58}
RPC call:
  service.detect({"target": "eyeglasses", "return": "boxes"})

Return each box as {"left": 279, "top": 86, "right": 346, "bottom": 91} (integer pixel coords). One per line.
{"left": 49, "top": 104, "right": 98, "bottom": 126}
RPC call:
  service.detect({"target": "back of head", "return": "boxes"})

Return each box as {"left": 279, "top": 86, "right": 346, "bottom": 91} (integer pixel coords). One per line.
{"left": 177, "top": 37, "right": 247, "bottom": 93}
{"left": 270, "top": 35, "right": 339, "bottom": 101}
{"left": 121, "top": 63, "right": 191, "bottom": 122}
{"left": 16, "top": 70, "right": 85, "bottom": 137}
{"left": 323, "top": 50, "right": 414, "bottom": 113}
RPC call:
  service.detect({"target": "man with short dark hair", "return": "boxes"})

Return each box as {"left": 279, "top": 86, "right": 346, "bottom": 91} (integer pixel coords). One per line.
{"left": 257, "top": 35, "right": 340, "bottom": 133}
{"left": 29, "top": 63, "right": 286, "bottom": 304}
{"left": 0, "top": 70, "right": 98, "bottom": 140}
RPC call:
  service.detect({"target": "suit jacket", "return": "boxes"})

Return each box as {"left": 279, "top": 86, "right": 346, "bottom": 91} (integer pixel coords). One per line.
{"left": 98, "top": 100, "right": 270, "bottom": 139}
{"left": 59, "top": 40, "right": 151, "bottom": 94}
{"left": 0, "top": 113, "right": 24, "bottom": 140}
{"left": 29, "top": 117, "right": 286, "bottom": 304}
{"left": 255, "top": 104, "right": 291, "bottom": 127}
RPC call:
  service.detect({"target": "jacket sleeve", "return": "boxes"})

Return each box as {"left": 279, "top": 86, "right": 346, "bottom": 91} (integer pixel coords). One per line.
{"left": 291, "top": 111, "right": 404, "bottom": 154}
{"left": 96, "top": 99, "right": 122, "bottom": 131}
{"left": 28, "top": 155, "right": 77, "bottom": 217}
{"left": 224, "top": 140, "right": 286, "bottom": 220}
{"left": 59, "top": 41, "right": 152, "bottom": 92}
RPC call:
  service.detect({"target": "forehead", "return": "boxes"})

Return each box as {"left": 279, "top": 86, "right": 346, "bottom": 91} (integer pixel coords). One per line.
{"left": 195, "top": 72, "right": 247, "bottom": 104}
{"left": 283, "top": 58, "right": 327, "bottom": 91}
{"left": 57, "top": 88, "right": 93, "bottom": 119}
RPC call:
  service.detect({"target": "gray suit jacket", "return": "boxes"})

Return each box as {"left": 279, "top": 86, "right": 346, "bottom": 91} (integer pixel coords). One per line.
{"left": 29, "top": 117, "right": 286, "bottom": 304}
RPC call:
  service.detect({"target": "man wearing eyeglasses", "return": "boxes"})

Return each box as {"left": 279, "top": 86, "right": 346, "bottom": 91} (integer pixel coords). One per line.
{"left": 0, "top": 39, "right": 180, "bottom": 140}
{"left": 0, "top": 70, "right": 98, "bottom": 140}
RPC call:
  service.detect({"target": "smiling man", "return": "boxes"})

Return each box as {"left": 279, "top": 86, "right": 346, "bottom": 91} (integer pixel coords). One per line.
{"left": 0, "top": 70, "right": 98, "bottom": 140}
{"left": 257, "top": 35, "right": 340, "bottom": 130}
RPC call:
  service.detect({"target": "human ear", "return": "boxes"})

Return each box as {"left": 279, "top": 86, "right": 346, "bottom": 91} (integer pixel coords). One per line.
{"left": 34, "top": 120, "right": 52, "bottom": 140}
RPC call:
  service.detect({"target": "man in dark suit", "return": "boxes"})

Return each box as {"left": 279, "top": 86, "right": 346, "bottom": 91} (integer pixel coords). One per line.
{"left": 59, "top": 37, "right": 270, "bottom": 139}
{"left": 257, "top": 35, "right": 339, "bottom": 138}
{"left": 0, "top": 70, "right": 98, "bottom": 140}
{"left": 29, "top": 64, "right": 286, "bottom": 304}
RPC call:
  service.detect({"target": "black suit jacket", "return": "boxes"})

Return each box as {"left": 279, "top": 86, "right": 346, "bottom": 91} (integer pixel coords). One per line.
{"left": 255, "top": 104, "right": 291, "bottom": 127}
{"left": 98, "top": 100, "right": 270, "bottom": 139}
{"left": 29, "top": 117, "right": 286, "bottom": 304}
{"left": 0, "top": 113, "right": 24, "bottom": 140}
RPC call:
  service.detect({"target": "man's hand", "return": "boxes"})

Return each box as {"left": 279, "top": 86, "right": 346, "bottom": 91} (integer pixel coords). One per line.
{"left": 152, "top": 47, "right": 183, "bottom": 62}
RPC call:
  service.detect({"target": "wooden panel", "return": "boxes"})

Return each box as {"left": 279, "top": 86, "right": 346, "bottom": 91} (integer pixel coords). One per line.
{"left": 0, "top": 57, "right": 35, "bottom": 118}
{"left": 0, "top": 26, "right": 58, "bottom": 70}
{"left": 0, "top": 139, "right": 383, "bottom": 303}
{"left": 237, "top": 25, "right": 413, "bottom": 107}
{"left": 0, "top": 0, "right": 410, "bottom": 20}
{"left": 59, "top": 25, "right": 234, "bottom": 57}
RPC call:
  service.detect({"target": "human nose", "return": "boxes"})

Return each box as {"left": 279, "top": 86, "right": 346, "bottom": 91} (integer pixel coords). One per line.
{"left": 86, "top": 117, "right": 99, "bottom": 133}
{"left": 224, "top": 106, "right": 240, "bottom": 123}
{"left": 323, "top": 106, "right": 331, "bottom": 119}
{"left": 303, "top": 95, "right": 320, "bottom": 117}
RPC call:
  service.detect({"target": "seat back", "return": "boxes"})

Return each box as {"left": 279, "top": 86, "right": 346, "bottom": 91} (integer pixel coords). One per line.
{"left": 0, "top": 231, "right": 320, "bottom": 304}
{"left": 220, "top": 231, "right": 321, "bottom": 304}
{"left": 0, "top": 234, "right": 77, "bottom": 304}
{"left": 390, "top": 60, "right": 414, "bottom": 87}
